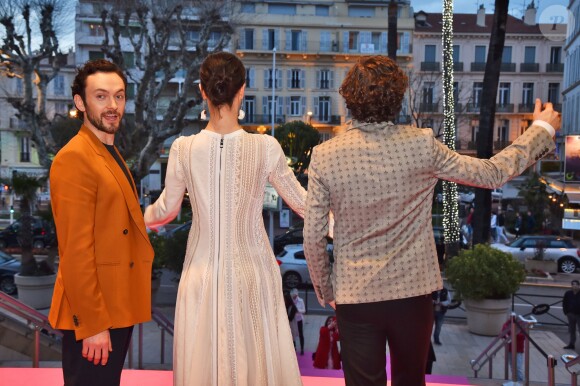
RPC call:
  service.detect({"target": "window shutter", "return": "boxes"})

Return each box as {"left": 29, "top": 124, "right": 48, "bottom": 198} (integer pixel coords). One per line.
{"left": 316, "top": 70, "right": 321, "bottom": 89}
{"left": 262, "top": 29, "right": 268, "bottom": 50}
{"left": 342, "top": 31, "right": 349, "bottom": 52}
{"left": 314, "top": 97, "right": 319, "bottom": 116}
{"left": 285, "top": 30, "right": 292, "bottom": 51}
{"left": 301, "top": 30, "right": 308, "bottom": 51}
{"left": 262, "top": 96, "right": 268, "bottom": 115}
{"left": 400, "top": 32, "right": 410, "bottom": 54}
{"left": 275, "top": 29, "right": 280, "bottom": 50}
{"left": 249, "top": 68, "right": 255, "bottom": 88}
{"left": 277, "top": 69, "right": 282, "bottom": 89}
{"left": 264, "top": 69, "right": 269, "bottom": 88}
{"left": 287, "top": 69, "right": 292, "bottom": 89}
{"left": 329, "top": 71, "right": 334, "bottom": 89}
{"left": 301, "top": 96, "right": 306, "bottom": 115}
{"left": 380, "top": 32, "right": 387, "bottom": 53}
{"left": 300, "top": 70, "right": 305, "bottom": 88}
{"left": 239, "top": 29, "right": 246, "bottom": 49}
{"left": 286, "top": 96, "right": 291, "bottom": 115}
{"left": 277, "top": 96, "right": 284, "bottom": 116}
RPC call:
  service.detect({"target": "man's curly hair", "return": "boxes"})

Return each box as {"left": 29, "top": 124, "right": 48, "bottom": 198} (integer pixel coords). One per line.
{"left": 339, "top": 56, "right": 408, "bottom": 123}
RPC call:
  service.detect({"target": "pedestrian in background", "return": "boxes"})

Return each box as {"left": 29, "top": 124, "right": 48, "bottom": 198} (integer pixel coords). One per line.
{"left": 313, "top": 316, "right": 341, "bottom": 370}
{"left": 514, "top": 212, "right": 523, "bottom": 238}
{"left": 432, "top": 287, "right": 450, "bottom": 345}
{"left": 526, "top": 210, "right": 536, "bottom": 234}
{"left": 495, "top": 207, "right": 510, "bottom": 243}
{"left": 490, "top": 211, "right": 498, "bottom": 243}
{"left": 290, "top": 288, "right": 306, "bottom": 355}
{"left": 284, "top": 291, "right": 299, "bottom": 349}
{"left": 502, "top": 319, "right": 525, "bottom": 382}
{"left": 563, "top": 280, "right": 580, "bottom": 350}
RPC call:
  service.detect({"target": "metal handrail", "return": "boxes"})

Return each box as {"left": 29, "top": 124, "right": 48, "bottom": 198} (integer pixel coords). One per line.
{"left": 470, "top": 313, "right": 556, "bottom": 386}
{"left": 128, "top": 306, "right": 174, "bottom": 369}
{"left": 0, "top": 291, "right": 62, "bottom": 367}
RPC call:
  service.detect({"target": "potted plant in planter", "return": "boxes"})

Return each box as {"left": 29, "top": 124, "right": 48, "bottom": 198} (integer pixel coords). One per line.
{"left": 11, "top": 173, "right": 57, "bottom": 309}
{"left": 446, "top": 244, "right": 526, "bottom": 336}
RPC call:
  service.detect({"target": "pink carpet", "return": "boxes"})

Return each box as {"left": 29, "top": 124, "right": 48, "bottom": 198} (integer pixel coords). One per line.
{"left": 0, "top": 363, "right": 471, "bottom": 385}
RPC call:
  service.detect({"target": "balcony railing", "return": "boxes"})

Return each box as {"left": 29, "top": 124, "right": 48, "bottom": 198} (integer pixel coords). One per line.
{"left": 494, "top": 140, "right": 512, "bottom": 150}
{"left": 519, "top": 103, "right": 535, "bottom": 113}
{"left": 471, "top": 62, "right": 486, "bottom": 71}
{"left": 496, "top": 104, "right": 515, "bottom": 113}
{"left": 520, "top": 63, "right": 539, "bottom": 72}
{"left": 421, "top": 62, "right": 440, "bottom": 72}
{"left": 466, "top": 103, "right": 480, "bottom": 113}
{"left": 311, "top": 115, "right": 341, "bottom": 125}
{"left": 500, "top": 62, "right": 516, "bottom": 72}
{"left": 453, "top": 62, "right": 464, "bottom": 72}
{"left": 241, "top": 114, "right": 286, "bottom": 125}
{"left": 420, "top": 102, "right": 439, "bottom": 112}
{"left": 546, "top": 63, "right": 564, "bottom": 72}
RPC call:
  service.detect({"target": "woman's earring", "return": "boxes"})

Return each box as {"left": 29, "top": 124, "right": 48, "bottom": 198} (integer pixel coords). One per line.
{"left": 200, "top": 110, "right": 207, "bottom": 120}
{"left": 237, "top": 109, "right": 246, "bottom": 120}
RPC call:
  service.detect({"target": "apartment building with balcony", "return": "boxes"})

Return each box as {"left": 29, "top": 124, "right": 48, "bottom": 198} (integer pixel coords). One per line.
{"left": 0, "top": 52, "right": 77, "bottom": 181}
{"left": 412, "top": 3, "right": 565, "bottom": 155}
{"left": 233, "top": 0, "right": 414, "bottom": 139}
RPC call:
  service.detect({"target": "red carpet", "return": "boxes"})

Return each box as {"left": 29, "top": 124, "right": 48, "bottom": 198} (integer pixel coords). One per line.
{"left": 1, "top": 361, "right": 471, "bottom": 385}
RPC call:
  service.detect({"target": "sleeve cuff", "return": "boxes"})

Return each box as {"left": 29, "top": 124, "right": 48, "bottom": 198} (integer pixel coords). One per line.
{"left": 532, "top": 120, "right": 555, "bottom": 137}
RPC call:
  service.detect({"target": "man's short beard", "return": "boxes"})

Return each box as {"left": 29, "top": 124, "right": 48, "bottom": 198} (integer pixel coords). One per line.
{"left": 86, "top": 108, "right": 122, "bottom": 135}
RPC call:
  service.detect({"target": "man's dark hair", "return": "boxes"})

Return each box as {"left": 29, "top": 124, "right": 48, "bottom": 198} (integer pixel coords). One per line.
{"left": 71, "top": 59, "right": 127, "bottom": 120}
{"left": 572, "top": 280, "right": 579, "bottom": 285}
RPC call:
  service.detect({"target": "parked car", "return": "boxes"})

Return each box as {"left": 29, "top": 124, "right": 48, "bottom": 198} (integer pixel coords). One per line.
{"left": 0, "top": 250, "right": 19, "bottom": 295}
{"left": 276, "top": 244, "right": 334, "bottom": 288}
{"left": 491, "top": 188, "right": 503, "bottom": 201}
{"left": 273, "top": 223, "right": 304, "bottom": 255}
{"left": 490, "top": 235, "right": 580, "bottom": 274}
{"left": 458, "top": 190, "right": 475, "bottom": 204}
{"left": 0, "top": 217, "right": 53, "bottom": 250}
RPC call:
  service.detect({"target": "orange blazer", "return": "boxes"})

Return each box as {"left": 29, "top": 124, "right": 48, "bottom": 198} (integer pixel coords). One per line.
{"left": 48, "top": 125, "right": 154, "bottom": 340}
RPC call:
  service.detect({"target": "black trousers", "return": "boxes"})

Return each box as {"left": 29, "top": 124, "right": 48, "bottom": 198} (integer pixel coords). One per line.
{"left": 61, "top": 326, "right": 133, "bottom": 386}
{"left": 336, "top": 295, "right": 433, "bottom": 386}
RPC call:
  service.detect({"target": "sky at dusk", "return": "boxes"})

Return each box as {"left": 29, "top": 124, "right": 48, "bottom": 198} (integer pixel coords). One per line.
{"left": 411, "top": 0, "right": 568, "bottom": 19}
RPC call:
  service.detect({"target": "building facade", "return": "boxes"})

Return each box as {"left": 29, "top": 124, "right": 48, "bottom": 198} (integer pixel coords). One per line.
{"left": 412, "top": 4, "right": 565, "bottom": 156}
{"left": 233, "top": 0, "right": 414, "bottom": 138}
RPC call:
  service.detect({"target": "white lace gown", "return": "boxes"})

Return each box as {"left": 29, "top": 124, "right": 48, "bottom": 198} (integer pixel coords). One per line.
{"left": 144, "top": 129, "right": 306, "bottom": 386}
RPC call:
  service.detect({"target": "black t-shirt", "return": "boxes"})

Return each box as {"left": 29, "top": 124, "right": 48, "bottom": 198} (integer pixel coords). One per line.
{"left": 104, "top": 144, "right": 136, "bottom": 193}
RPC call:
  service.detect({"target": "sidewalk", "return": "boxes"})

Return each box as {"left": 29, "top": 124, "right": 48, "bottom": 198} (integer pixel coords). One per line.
{"left": 149, "top": 272, "right": 578, "bottom": 385}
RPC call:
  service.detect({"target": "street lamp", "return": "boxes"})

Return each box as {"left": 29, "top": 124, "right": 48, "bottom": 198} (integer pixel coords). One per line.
{"left": 307, "top": 111, "right": 313, "bottom": 125}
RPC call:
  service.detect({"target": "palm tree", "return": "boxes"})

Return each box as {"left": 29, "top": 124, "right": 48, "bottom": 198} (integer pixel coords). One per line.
{"left": 11, "top": 173, "right": 47, "bottom": 275}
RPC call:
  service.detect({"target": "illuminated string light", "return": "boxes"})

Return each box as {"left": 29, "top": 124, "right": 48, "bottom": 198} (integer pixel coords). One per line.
{"left": 442, "top": 0, "right": 460, "bottom": 245}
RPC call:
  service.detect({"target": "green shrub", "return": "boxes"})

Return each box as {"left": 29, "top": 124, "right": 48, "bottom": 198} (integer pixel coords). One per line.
{"left": 446, "top": 244, "right": 525, "bottom": 300}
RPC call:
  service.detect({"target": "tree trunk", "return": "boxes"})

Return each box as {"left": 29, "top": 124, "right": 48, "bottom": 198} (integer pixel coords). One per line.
{"left": 388, "top": 0, "right": 398, "bottom": 61}
{"left": 472, "top": 0, "right": 509, "bottom": 246}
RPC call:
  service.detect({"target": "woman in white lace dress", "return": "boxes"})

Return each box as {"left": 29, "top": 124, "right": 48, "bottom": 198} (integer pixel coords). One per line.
{"left": 144, "top": 52, "right": 306, "bottom": 386}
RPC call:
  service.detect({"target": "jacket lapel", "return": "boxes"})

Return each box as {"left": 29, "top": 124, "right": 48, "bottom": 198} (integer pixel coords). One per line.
{"left": 78, "top": 126, "right": 150, "bottom": 242}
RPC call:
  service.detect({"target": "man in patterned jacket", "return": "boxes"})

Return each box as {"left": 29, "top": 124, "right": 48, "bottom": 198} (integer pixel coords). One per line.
{"left": 303, "top": 55, "right": 560, "bottom": 386}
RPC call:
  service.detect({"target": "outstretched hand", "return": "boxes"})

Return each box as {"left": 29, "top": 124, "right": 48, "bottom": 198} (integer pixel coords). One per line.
{"left": 533, "top": 98, "right": 561, "bottom": 132}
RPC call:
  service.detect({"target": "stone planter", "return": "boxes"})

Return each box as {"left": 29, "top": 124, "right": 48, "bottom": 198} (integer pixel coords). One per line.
{"left": 464, "top": 298, "right": 511, "bottom": 336}
{"left": 524, "top": 259, "right": 558, "bottom": 274}
{"left": 14, "top": 273, "right": 57, "bottom": 309}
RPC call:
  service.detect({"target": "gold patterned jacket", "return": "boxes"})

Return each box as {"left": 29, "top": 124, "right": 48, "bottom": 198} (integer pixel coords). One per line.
{"left": 303, "top": 121, "right": 554, "bottom": 306}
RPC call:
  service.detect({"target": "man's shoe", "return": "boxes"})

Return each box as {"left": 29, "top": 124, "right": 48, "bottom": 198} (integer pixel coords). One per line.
{"left": 300, "top": 350, "right": 304, "bottom": 356}
{"left": 564, "top": 345, "right": 575, "bottom": 349}
{"left": 434, "top": 341, "right": 442, "bottom": 346}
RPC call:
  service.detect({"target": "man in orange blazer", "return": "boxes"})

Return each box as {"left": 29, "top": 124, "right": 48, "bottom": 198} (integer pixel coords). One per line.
{"left": 49, "top": 59, "right": 154, "bottom": 386}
